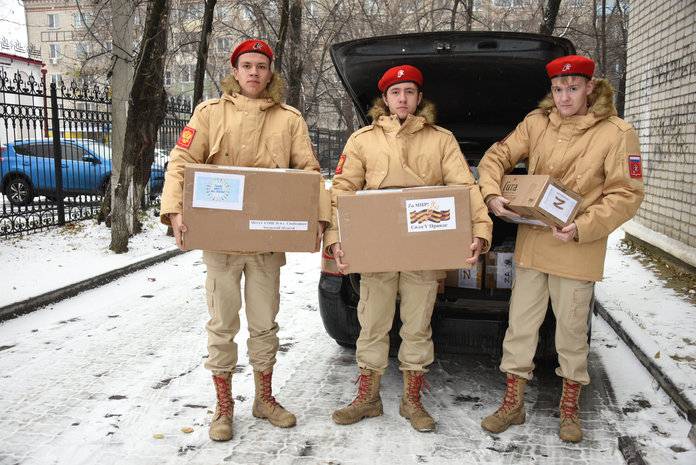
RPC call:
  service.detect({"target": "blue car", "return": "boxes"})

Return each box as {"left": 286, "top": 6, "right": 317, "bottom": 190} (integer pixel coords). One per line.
{"left": 0, "top": 139, "right": 165, "bottom": 207}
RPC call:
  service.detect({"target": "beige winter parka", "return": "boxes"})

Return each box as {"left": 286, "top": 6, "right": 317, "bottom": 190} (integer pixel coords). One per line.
{"left": 477, "top": 79, "right": 645, "bottom": 282}
{"left": 160, "top": 72, "right": 330, "bottom": 241}
{"left": 324, "top": 99, "right": 493, "bottom": 255}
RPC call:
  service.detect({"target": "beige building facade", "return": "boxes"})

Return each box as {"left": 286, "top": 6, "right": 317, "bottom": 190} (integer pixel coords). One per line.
{"left": 623, "top": 0, "right": 696, "bottom": 266}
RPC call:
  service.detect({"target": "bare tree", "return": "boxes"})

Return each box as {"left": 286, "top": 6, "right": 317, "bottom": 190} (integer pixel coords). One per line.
{"left": 539, "top": 0, "right": 562, "bottom": 35}
{"left": 193, "top": 0, "right": 218, "bottom": 107}
{"left": 111, "top": 0, "right": 170, "bottom": 252}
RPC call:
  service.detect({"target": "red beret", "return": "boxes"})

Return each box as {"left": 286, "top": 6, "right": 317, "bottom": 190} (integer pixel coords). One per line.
{"left": 378, "top": 65, "right": 423, "bottom": 92}
{"left": 230, "top": 39, "right": 273, "bottom": 67}
{"left": 546, "top": 55, "right": 595, "bottom": 80}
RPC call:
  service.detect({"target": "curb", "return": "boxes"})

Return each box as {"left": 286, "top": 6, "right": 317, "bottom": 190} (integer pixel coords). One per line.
{"left": 595, "top": 299, "right": 696, "bottom": 444}
{"left": 0, "top": 248, "right": 185, "bottom": 322}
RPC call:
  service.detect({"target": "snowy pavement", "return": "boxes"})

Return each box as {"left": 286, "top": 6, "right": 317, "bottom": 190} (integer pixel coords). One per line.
{"left": 0, "top": 213, "right": 695, "bottom": 464}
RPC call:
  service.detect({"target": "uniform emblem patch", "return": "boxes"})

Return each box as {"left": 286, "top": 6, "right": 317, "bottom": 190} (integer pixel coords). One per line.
{"left": 335, "top": 154, "right": 346, "bottom": 175}
{"left": 177, "top": 126, "right": 196, "bottom": 149}
{"left": 629, "top": 155, "right": 642, "bottom": 178}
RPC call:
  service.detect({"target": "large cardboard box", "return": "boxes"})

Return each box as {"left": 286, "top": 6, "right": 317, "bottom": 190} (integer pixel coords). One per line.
{"left": 444, "top": 255, "right": 483, "bottom": 290}
{"left": 500, "top": 174, "right": 583, "bottom": 228}
{"left": 337, "top": 186, "right": 473, "bottom": 273}
{"left": 485, "top": 251, "right": 515, "bottom": 290}
{"left": 182, "top": 164, "right": 320, "bottom": 252}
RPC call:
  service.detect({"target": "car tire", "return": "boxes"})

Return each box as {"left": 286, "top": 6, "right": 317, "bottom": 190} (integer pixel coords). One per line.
{"left": 5, "top": 176, "right": 34, "bottom": 207}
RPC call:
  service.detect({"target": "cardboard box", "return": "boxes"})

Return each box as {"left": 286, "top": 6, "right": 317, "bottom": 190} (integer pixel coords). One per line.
{"left": 444, "top": 256, "right": 483, "bottom": 290}
{"left": 182, "top": 164, "right": 320, "bottom": 252}
{"left": 485, "top": 251, "right": 515, "bottom": 290}
{"left": 500, "top": 174, "right": 583, "bottom": 228}
{"left": 337, "top": 186, "right": 473, "bottom": 273}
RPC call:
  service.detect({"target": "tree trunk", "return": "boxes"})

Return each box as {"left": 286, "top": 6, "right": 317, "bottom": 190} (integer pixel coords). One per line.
{"left": 111, "top": 0, "right": 170, "bottom": 253}
{"left": 274, "top": 0, "right": 290, "bottom": 75}
{"left": 109, "top": 0, "right": 135, "bottom": 252}
{"left": 193, "top": 0, "right": 217, "bottom": 107}
{"left": 286, "top": 0, "right": 303, "bottom": 109}
{"left": 539, "top": 0, "right": 561, "bottom": 35}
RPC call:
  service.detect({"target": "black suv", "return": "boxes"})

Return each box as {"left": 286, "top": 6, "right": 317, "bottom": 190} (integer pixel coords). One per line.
{"left": 318, "top": 31, "right": 587, "bottom": 359}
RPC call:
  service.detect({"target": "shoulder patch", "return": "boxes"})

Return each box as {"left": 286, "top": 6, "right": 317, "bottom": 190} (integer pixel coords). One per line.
{"left": 335, "top": 154, "right": 347, "bottom": 175}
{"left": 176, "top": 126, "right": 196, "bottom": 149}
{"left": 279, "top": 103, "right": 302, "bottom": 116}
{"left": 629, "top": 155, "right": 643, "bottom": 178}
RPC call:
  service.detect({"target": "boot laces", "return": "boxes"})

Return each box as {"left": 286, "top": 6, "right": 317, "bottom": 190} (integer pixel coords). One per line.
{"left": 213, "top": 376, "right": 233, "bottom": 416}
{"left": 500, "top": 377, "right": 521, "bottom": 413}
{"left": 560, "top": 382, "right": 581, "bottom": 419}
{"left": 406, "top": 374, "right": 430, "bottom": 409}
{"left": 259, "top": 372, "right": 280, "bottom": 407}
{"left": 350, "top": 373, "right": 373, "bottom": 405}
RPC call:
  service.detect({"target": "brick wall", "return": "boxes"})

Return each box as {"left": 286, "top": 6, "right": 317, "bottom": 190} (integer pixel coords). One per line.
{"left": 624, "top": 0, "right": 696, "bottom": 248}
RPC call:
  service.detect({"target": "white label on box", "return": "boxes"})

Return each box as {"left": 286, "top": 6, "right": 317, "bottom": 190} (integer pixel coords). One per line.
{"left": 405, "top": 196, "right": 457, "bottom": 232}
{"left": 192, "top": 172, "right": 245, "bottom": 210}
{"left": 249, "top": 220, "right": 308, "bottom": 231}
{"left": 496, "top": 253, "right": 515, "bottom": 288}
{"left": 539, "top": 185, "right": 577, "bottom": 222}
{"left": 458, "top": 266, "right": 479, "bottom": 289}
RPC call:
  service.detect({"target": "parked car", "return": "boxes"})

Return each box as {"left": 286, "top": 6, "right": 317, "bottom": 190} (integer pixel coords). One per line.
{"left": 0, "top": 139, "right": 166, "bottom": 206}
{"left": 319, "top": 31, "right": 592, "bottom": 359}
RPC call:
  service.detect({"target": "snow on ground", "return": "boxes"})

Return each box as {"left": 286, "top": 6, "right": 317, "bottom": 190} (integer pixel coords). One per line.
{"left": 0, "top": 211, "right": 695, "bottom": 464}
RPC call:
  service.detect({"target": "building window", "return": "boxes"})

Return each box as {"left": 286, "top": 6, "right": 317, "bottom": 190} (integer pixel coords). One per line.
{"left": 181, "top": 64, "right": 195, "bottom": 83}
{"left": 242, "top": 7, "right": 253, "bottom": 20}
{"left": 217, "top": 37, "right": 230, "bottom": 52}
{"left": 105, "top": 41, "right": 113, "bottom": 52}
{"left": 48, "top": 14, "right": 60, "bottom": 29}
{"left": 50, "top": 74, "right": 63, "bottom": 86}
{"left": 49, "top": 44, "right": 61, "bottom": 59}
{"left": 494, "top": 0, "right": 526, "bottom": 7}
{"left": 76, "top": 43, "right": 93, "bottom": 58}
{"left": 73, "top": 13, "right": 83, "bottom": 28}
{"left": 307, "top": 1, "right": 318, "bottom": 16}
{"left": 216, "top": 5, "right": 232, "bottom": 21}
{"left": 164, "top": 71, "right": 172, "bottom": 86}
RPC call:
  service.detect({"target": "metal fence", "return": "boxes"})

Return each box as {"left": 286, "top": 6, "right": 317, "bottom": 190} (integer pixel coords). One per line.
{"left": 0, "top": 69, "right": 346, "bottom": 237}
{"left": 0, "top": 71, "right": 191, "bottom": 237}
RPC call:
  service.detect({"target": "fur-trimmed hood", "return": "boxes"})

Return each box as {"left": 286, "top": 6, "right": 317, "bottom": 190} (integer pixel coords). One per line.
{"left": 219, "top": 70, "right": 285, "bottom": 104}
{"left": 538, "top": 78, "right": 617, "bottom": 119}
{"left": 366, "top": 97, "right": 437, "bottom": 124}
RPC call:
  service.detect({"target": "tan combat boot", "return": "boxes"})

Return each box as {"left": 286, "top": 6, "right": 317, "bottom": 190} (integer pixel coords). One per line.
{"left": 333, "top": 368, "right": 383, "bottom": 424}
{"left": 252, "top": 368, "right": 297, "bottom": 427}
{"left": 481, "top": 373, "right": 527, "bottom": 433}
{"left": 209, "top": 372, "right": 234, "bottom": 441}
{"left": 559, "top": 378, "right": 583, "bottom": 442}
{"left": 399, "top": 370, "right": 435, "bottom": 432}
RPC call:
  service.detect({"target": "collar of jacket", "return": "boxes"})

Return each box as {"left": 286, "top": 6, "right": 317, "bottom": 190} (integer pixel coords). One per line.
{"left": 539, "top": 78, "right": 618, "bottom": 131}
{"left": 218, "top": 70, "right": 285, "bottom": 108}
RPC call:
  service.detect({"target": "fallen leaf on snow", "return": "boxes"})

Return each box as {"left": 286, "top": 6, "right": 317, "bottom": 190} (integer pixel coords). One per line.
{"left": 181, "top": 427, "right": 194, "bottom": 433}
{"left": 153, "top": 434, "right": 164, "bottom": 439}
{"left": 655, "top": 351, "right": 661, "bottom": 359}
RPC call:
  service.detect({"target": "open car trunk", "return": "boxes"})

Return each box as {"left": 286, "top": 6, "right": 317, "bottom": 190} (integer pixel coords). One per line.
{"left": 330, "top": 31, "right": 575, "bottom": 162}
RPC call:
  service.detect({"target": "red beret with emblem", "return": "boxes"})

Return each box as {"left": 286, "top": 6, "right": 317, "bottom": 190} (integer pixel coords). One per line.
{"left": 546, "top": 55, "right": 595, "bottom": 80}
{"left": 230, "top": 39, "right": 274, "bottom": 67}
{"left": 378, "top": 65, "right": 423, "bottom": 92}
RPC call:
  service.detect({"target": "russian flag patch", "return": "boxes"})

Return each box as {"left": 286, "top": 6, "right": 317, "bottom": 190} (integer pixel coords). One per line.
{"left": 629, "top": 155, "right": 642, "bottom": 178}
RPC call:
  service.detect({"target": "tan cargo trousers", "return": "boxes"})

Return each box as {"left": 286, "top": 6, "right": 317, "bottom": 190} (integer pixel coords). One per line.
{"left": 202, "top": 251, "right": 286, "bottom": 374}
{"left": 356, "top": 270, "right": 445, "bottom": 375}
{"left": 500, "top": 266, "right": 594, "bottom": 385}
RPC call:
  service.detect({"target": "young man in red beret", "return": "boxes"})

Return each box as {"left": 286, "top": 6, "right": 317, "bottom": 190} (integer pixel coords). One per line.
{"left": 324, "top": 65, "right": 492, "bottom": 432}
{"left": 477, "top": 55, "right": 645, "bottom": 442}
{"left": 160, "top": 39, "right": 330, "bottom": 441}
